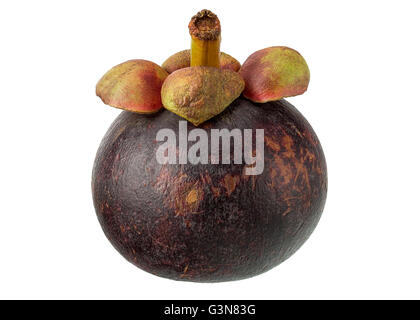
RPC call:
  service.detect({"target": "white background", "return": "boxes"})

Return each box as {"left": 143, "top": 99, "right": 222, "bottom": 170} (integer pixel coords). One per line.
{"left": 0, "top": 0, "right": 419, "bottom": 299}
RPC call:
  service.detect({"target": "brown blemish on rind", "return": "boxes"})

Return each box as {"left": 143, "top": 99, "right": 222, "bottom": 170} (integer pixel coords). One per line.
{"left": 273, "top": 154, "right": 293, "bottom": 185}
{"left": 281, "top": 135, "right": 295, "bottom": 158}
{"left": 154, "top": 169, "right": 204, "bottom": 216}
{"left": 222, "top": 174, "right": 240, "bottom": 196}
{"left": 180, "top": 264, "right": 190, "bottom": 278}
{"left": 264, "top": 127, "right": 319, "bottom": 215}
{"left": 186, "top": 189, "right": 199, "bottom": 204}
{"left": 265, "top": 136, "right": 281, "bottom": 152}
{"left": 201, "top": 172, "right": 221, "bottom": 198}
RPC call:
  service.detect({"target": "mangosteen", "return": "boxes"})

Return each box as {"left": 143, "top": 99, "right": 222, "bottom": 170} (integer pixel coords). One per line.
{"left": 92, "top": 9, "right": 327, "bottom": 282}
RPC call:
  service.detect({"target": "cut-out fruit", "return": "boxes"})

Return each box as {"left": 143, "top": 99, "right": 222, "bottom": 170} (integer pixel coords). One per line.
{"left": 239, "top": 46, "right": 310, "bottom": 103}
{"left": 161, "top": 66, "right": 244, "bottom": 126}
{"left": 162, "top": 50, "right": 241, "bottom": 74}
{"left": 96, "top": 59, "right": 168, "bottom": 113}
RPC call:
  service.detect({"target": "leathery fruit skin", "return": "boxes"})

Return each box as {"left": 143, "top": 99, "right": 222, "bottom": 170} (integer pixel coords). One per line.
{"left": 92, "top": 98, "right": 327, "bottom": 282}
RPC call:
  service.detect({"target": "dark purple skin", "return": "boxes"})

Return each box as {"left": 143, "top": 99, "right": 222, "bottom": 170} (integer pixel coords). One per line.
{"left": 92, "top": 98, "right": 327, "bottom": 282}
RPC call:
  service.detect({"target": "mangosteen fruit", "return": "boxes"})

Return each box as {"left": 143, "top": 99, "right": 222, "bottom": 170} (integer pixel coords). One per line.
{"left": 92, "top": 9, "right": 327, "bottom": 282}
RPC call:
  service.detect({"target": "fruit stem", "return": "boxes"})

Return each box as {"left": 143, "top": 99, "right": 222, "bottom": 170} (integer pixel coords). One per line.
{"left": 189, "top": 9, "right": 221, "bottom": 68}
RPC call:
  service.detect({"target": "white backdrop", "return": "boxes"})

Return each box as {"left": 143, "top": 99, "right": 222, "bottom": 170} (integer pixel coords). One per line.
{"left": 1, "top": 0, "right": 419, "bottom": 299}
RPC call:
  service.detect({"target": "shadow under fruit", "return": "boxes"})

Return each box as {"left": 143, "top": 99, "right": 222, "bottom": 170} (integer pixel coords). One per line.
{"left": 92, "top": 9, "right": 327, "bottom": 282}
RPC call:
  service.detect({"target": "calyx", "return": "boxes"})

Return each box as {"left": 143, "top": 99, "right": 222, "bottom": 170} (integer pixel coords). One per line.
{"left": 96, "top": 9, "right": 310, "bottom": 126}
